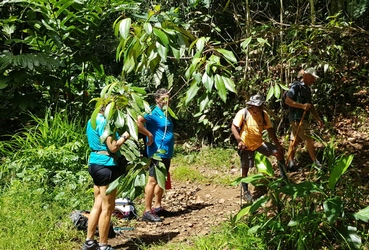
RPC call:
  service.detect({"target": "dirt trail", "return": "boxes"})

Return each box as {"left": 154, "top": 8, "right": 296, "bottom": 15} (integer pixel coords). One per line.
{"left": 109, "top": 180, "right": 242, "bottom": 249}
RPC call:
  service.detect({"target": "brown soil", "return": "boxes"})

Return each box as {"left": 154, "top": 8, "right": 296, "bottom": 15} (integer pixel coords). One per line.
{"left": 108, "top": 180, "right": 242, "bottom": 250}
{"left": 107, "top": 114, "right": 369, "bottom": 250}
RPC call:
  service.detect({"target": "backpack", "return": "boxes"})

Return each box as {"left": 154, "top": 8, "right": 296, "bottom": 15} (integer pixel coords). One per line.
{"left": 114, "top": 198, "right": 138, "bottom": 220}
{"left": 70, "top": 210, "right": 116, "bottom": 238}
{"left": 239, "top": 107, "right": 266, "bottom": 132}
{"left": 282, "top": 81, "right": 301, "bottom": 109}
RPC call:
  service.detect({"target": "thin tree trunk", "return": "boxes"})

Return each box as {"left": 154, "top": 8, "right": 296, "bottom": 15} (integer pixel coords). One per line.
{"left": 308, "top": 0, "right": 316, "bottom": 24}
{"left": 280, "top": 0, "right": 284, "bottom": 83}
{"left": 243, "top": 0, "right": 251, "bottom": 81}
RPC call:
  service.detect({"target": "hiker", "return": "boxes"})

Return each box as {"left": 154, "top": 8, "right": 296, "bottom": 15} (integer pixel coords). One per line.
{"left": 285, "top": 67, "right": 324, "bottom": 170}
{"left": 231, "top": 94, "right": 286, "bottom": 202}
{"left": 137, "top": 88, "right": 174, "bottom": 222}
{"left": 82, "top": 106, "right": 130, "bottom": 250}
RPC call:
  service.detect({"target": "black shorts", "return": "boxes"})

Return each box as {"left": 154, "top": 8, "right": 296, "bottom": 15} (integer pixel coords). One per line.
{"left": 149, "top": 158, "right": 171, "bottom": 177}
{"left": 88, "top": 164, "right": 125, "bottom": 186}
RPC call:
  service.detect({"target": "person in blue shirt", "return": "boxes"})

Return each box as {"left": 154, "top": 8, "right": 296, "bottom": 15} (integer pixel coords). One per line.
{"left": 137, "top": 88, "right": 174, "bottom": 222}
{"left": 82, "top": 106, "right": 130, "bottom": 250}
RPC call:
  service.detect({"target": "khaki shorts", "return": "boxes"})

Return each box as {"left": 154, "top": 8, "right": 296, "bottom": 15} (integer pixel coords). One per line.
{"left": 290, "top": 121, "right": 312, "bottom": 142}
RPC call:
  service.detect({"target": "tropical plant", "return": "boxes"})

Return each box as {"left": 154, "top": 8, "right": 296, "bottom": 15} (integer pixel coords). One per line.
{"left": 0, "top": 108, "right": 91, "bottom": 207}
{"left": 231, "top": 141, "right": 368, "bottom": 249}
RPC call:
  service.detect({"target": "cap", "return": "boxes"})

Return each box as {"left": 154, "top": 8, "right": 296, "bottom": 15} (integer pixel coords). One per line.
{"left": 304, "top": 67, "right": 319, "bottom": 78}
{"left": 246, "top": 94, "right": 265, "bottom": 107}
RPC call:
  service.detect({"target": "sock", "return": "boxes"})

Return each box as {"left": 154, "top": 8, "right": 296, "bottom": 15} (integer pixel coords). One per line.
{"left": 85, "top": 239, "right": 94, "bottom": 244}
{"left": 99, "top": 243, "right": 108, "bottom": 250}
{"left": 153, "top": 206, "right": 162, "bottom": 212}
{"left": 241, "top": 182, "right": 248, "bottom": 193}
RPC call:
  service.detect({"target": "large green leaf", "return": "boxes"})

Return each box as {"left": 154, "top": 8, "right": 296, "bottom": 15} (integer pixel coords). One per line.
{"left": 123, "top": 56, "right": 135, "bottom": 73}
{"left": 323, "top": 196, "right": 343, "bottom": 224}
{"left": 337, "top": 225, "right": 362, "bottom": 249}
{"left": 196, "top": 37, "right": 206, "bottom": 53}
{"left": 266, "top": 85, "right": 274, "bottom": 101}
{"left": 254, "top": 152, "right": 274, "bottom": 177}
{"left": 215, "top": 48, "right": 237, "bottom": 64}
{"left": 104, "top": 101, "right": 115, "bottom": 121}
{"left": 328, "top": 154, "right": 354, "bottom": 190}
{"left": 134, "top": 170, "right": 146, "bottom": 187}
{"left": 143, "top": 22, "right": 152, "bottom": 34}
{"left": 114, "top": 110, "right": 125, "bottom": 128}
{"left": 154, "top": 160, "right": 167, "bottom": 190}
{"left": 241, "top": 37, "right": 252, "bottom": 49}
{"left": 126, "top": 111, "right": 138, "bottom": 141}
{"left": 119, "top": 18, "right": 131, "bottom": 39}
{"left": 131, "top": 93, "right": 144, "bottom": 110}
{"left": 156, "top": 42, "right": 168, "bottom": 61}
{"left": 166, "top": 106, "right": 178, "bottom": 120}
{"left": 185, "top": 82, "right": 200, "bottom": 104}
{"left": 214, "top": 74, "right": 227, "bottom": 102}
{"left": 222, "top": 76, "right": 237, "bottom": 93}
{"left": 153, "top": 28, "right": 169, "bottom": 46}
{"left": 273, "top": 83, "right": 281, "bottom": 99}
{"left": 354, "top": 206, "right": 369, "bottom": 222}
{"left": 199, "top": 94, "right": 210, "bottom": 112}
{"left": 235, "top": 196, "right": 268, "bottom": 222}
{"left": 279, "top": 181, "right": 324, "bottom": 199}
{"left": 202, "top": 72, "right": 214, "bottom": 92}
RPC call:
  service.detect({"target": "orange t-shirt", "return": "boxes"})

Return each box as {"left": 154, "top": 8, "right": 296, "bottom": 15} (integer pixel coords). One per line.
{"left": 232, "top": 108, "right": 272, "bottom": 151}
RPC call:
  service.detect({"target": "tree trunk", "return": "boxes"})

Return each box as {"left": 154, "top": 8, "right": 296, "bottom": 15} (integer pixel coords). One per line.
{"left": 244, "top": 0, "right": 251, "bottom": 81}
{"left": 308, "top": 0, "right": 316, "bottom": 24}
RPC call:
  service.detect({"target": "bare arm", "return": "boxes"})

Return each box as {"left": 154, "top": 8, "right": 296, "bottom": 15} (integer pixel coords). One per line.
{"left": 136, "top": 115, "right": 153, "bottom": 146}
{"left": 106, "top": 131, "right": 130, "bottom": 153}
{"left": 267, "top": 127, "right": 284, "bottom": 159}
{"left": 266, "top": 127, "right": 282, "bottom": 147}
{"left": 285, "top": 96, "right": 311, "bottom": 111}
{"left": 231, "top": 124, "right": 246, "bottom": 150}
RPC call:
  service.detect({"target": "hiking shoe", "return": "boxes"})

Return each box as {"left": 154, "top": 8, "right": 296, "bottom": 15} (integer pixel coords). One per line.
{"left": 243, "top": 191, "right": 253, "bottom": 203}
{"left": 153, "top": 207, "right": 175, "bottom": 217}
{"left": 99, "top": 245, "right": 114, "bottom": 250}
{"left": 142, "top": 211, "right": 162, "bottom": 222}
{"left": 82, "top": 240, "right": 100, "bottom": 250}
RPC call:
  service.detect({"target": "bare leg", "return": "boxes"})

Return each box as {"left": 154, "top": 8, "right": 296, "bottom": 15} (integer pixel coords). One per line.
{"left": 98, "top": 186, "right": 116, "bottom": 244}
{"left": 86, "top": 185, "right": 102, "bottom": 240}
{"left": 154, "top": 184, "right": 164, "bottom": 208}
{"left": 306, "top": 138, "right": 317, "bottom": 161}
{"left": 145, "top": 176, "right": 157, "bottom": 212}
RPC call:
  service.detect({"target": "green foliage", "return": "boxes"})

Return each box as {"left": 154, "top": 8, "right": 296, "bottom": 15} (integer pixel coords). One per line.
{"left": 231, "top": 141, "right": 367, "bottom": 249}
{"left": 114, "top": 6, "right": 239, "bottom": 118}
{"left": 0, "top": 109, "right": 92, "bottom": 208}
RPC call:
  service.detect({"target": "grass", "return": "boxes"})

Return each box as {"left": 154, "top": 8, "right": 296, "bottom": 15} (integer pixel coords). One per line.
{"left": 171, "top": 145, "right": 239, "bottom": 185}
{"left": 0, "top": 180, "right": 84, "bottom": 250}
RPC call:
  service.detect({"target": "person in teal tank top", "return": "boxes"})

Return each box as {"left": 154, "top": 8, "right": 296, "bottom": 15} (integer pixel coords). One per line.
{"left": 82, "top": 106, "right": 130, "bottom": 250}
{"left": 137, "top": 88, "right": 175, "bottom": 223}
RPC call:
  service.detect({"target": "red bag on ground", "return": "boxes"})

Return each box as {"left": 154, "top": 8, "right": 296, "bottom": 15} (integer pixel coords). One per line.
{"left": 165, "top": 172, "right": 172, "bottom": 189}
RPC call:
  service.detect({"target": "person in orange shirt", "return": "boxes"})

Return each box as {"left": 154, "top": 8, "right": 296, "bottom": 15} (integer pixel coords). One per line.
{"left": 231, "top": 94, "right": 285, "bottom": 202}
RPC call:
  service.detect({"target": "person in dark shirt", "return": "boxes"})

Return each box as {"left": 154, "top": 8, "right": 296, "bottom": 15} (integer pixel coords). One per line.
{"left": 285, "top": 68, "right": 324, "bottom": 170}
